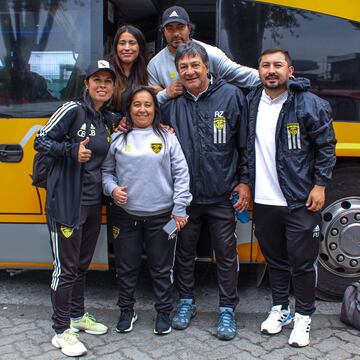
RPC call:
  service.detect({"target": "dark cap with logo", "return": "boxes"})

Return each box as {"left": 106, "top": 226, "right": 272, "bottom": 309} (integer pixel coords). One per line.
{"left": 86, "top": 60, "right": 116, "bottom": 80}
{"left": 162, "top": 6, "right": 190, "bottom": 27}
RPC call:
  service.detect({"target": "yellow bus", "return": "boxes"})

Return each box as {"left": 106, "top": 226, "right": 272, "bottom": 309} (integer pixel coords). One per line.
{"left": 0, "top": 0, "right": 359, "bottom": 300}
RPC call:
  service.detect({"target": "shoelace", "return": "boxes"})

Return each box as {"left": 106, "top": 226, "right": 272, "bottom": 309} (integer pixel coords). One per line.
{"left": 177, "top": 303, "right": 193, "bottom": 318}
{"left": 268, "top": 308, "right": 288, "bottom": 322}
{"left": 158, "top": 312, "right": 169, "bottom": 322}
{"left": 62, "top": 330, "right": 80, "bottom": 345}
{"left": 82, "top": 312, "right": 97, "bottom": 324}
{"left": 293, "top": 316, "right": 311, "bottom": 332}
{"left": 218, "top": 311, "right": 235, "bottom": 331}
{"left": 120, "top": 309, "right": 134, "bottom": 322}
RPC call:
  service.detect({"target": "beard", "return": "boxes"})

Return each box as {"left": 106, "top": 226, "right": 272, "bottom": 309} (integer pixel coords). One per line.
{"left": 263, "top": 78, "right": 287, "bottom": 90}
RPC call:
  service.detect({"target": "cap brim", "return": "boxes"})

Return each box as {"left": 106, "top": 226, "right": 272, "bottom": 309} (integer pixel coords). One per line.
{"left": 162, "top": 18, "right": 188, "bottom": 27}
{"left": 87, "top": 69, "right": 116, "bottom": 80}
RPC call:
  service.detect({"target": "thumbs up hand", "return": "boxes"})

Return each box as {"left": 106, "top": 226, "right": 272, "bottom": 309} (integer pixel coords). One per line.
{"left": 78, "top": 137, "right": 92, "bottom": 163}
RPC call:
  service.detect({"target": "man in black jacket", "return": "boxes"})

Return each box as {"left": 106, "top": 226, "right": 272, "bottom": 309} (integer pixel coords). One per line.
{"left": 247, "top": 49, "right": 336, "bottom": 347}
{"left": 161, "top": 42, "right": 251, "bottom": 340}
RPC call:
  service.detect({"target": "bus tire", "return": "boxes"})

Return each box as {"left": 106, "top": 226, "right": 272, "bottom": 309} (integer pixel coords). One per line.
{"left": 316, "top": 166, "right": 360, "bottom": 300}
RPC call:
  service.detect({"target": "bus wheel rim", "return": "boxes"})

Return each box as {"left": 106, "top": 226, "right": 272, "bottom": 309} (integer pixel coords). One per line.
{"left": 319, "top": 196, "right": 360, "bottom": 277}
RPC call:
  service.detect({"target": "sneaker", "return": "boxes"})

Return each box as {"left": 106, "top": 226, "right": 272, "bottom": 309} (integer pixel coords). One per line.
{"left": 261, "top": 305, "right": 292, "bottom": 335}
{"left": 154, "top": 312, "right": 172, "bottom": 335}
{"left": 70, "top": 312, "right": 108, "bottom": 335}
{"left": 51, "top": 329, "right": 87, "bottom": 357}
{"left": 172, "top": 298, "right": 197, "bottom": 330}
{"left": 116, "top": 308, "right": 138, "bottom": 333}
{"left": 217, "top": 307, "right": 237, "bottom": 341}
{"left": 288, "top": 313, "right": 311, "bottom": 347}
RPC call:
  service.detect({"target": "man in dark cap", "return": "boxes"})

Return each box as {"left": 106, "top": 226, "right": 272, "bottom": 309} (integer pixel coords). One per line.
{"left": 148, "top": 5, "right": 259, "bottom": 104}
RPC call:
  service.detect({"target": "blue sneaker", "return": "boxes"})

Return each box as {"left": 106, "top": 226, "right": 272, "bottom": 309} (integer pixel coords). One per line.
{"left": 217, "top": 307, "right": 236, "bottom": 341}
{"left": 172, "top": 298, "right": 197, "bottom": 330}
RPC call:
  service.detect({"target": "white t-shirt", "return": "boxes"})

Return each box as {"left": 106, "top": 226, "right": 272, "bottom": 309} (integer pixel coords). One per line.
{"left": 255, "top": 90, "right": 288, "bottom": 206}
{"left": 147, "top": 39, "right": 259, "bottom": 104}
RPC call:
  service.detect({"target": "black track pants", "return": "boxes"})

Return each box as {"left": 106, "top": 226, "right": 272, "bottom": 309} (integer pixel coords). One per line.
{"left": 175, "top": 200, "right": 239, "bottom": 309}
{"left": 254, "top": 203, "right": 321, "bottom": 315}
{"left": 112, "top": 207, "right": 176, "bottom": 314}
{"left": 48, "top": 204, "right": 101, "bottom": 334}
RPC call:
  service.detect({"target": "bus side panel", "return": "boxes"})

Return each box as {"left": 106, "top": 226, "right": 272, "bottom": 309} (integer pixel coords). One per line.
{"left": 0, "top": 118, "right": 108, "bottom": 270}
{"left": 0, "top": 224, "right": 108, "bottom": 270}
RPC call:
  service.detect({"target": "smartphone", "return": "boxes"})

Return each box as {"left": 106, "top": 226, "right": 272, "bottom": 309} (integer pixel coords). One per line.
{"left": 162, "top": 218, "right": 177, "bottom": 236}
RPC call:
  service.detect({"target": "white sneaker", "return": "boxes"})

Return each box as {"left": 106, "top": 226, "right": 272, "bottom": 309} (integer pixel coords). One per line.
{"left": 288, "top": 313, "right": 311, "bottom": 347}
{"left": 261, "top": 305, "right": 292, "bottom": 335}
{"left": 51, "top": 329, "right": 87, "bottom": 357}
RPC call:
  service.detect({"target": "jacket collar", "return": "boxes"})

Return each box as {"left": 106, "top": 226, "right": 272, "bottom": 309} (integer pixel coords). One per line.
{"left": 183, "top": 74, "right": 224, "bottom": 101}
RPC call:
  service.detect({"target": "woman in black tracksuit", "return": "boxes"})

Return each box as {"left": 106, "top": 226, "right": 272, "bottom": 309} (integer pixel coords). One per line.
{"left": 34, "top": 60, "right": 117, "bottom": 357}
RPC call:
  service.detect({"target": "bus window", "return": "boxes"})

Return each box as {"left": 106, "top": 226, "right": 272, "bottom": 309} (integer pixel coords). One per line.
{"left": 218, "top": 0, "right": 360, "bottom": 122}
{"left": 0, "top": 0, "right": 95, "bottom": 118}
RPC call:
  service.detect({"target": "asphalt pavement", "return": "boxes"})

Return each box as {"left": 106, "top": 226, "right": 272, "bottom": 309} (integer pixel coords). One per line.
{"left": 0, "top": 264, "right": 358, "bottom": 360}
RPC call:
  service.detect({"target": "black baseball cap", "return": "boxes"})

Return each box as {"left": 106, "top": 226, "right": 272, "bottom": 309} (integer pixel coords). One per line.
{"left": 162, "top": 6, "right": 190, "bottom": 27}
{"left": 86, "top": 60, "right": 116, "bottom": 80}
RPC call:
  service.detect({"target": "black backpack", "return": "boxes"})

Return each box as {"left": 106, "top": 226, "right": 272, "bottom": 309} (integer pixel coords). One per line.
{"left": 340, "top": 281, "right": 360, "bottom": 330}
{"left": 32, "top": 151, "right": 54, "bottom": 188}
{"left": 32, "top": 104, "right": 88, "bottom": 189}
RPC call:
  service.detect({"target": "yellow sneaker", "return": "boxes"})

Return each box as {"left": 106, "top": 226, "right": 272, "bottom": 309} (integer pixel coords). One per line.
{"left": 70, "top": 313, "right": 108, "bottom": 335}
{"left": 51, "top": 329, "right": 87, "bottom": 357}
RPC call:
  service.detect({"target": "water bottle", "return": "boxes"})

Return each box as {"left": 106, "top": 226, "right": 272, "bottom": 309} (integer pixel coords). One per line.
{"left": 231, "top": 192, "right": 250, "bottom": 223}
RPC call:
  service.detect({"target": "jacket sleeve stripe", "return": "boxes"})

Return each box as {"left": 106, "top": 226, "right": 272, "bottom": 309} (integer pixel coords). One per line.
{"left": 39, "top": 101, "right": 78, "bottom": 135}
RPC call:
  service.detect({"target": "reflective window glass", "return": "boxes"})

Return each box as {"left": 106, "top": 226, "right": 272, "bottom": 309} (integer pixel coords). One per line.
{"left": 0, "top": 0, "right": 92, "bottom": 117}
{"left": 219, "top": 1, "right": 360, "bottom": 121}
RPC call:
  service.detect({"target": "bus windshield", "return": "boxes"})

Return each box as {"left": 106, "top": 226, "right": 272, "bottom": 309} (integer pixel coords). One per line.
{"left": 0, "top": 0, "right": 92, "bottom": 118}
{"left": 218, "top": 0, "right": 360, "bottom": 122}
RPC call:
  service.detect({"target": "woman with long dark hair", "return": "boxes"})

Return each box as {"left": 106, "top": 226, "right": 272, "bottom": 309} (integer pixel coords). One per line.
{"left": 34, "top": 60, "right": 117, "bottom": 357}
{"left": 108, "top": 25, "right": 149, "bottom": 112}
{"left": 102, "top": 86, "right": 192, "bottom": 336}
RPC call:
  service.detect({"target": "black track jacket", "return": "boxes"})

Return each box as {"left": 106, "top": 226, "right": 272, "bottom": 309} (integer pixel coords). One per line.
{"left": 247, "top": 77, "right": 337, "bottom": 209}
{"left": 161, "top": 77, "right": 249, "bottom": 204}
{"left": 34, "top": 101, "right": 116, "bottom": 227}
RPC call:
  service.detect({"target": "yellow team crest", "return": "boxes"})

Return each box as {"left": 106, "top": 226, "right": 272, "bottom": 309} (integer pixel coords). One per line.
{"left": 170, "top": 71, "right": 177, "bottom": 80}
{"left": 214, "top": 117, "right": 226, "bottom": 130}
{"left": 287, "top": 123, "right": 301, "bottom": 150}
{"left": 213, "top": 112, "right": 227, "bottom": 144}
{"left": 151, "top": 143, "right": 163, "bottom": 154}
{"left": 60, "top": 226, "right": 74, "bottom": 238}
{"left": 287, "top": 123, "right": 299, "bottom": 136}
{"left": 112, "top": 226, "right": 120, "bottom": 239}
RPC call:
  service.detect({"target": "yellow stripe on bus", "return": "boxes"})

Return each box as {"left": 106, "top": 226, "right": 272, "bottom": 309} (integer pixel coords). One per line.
{"left": 0, "top": 262, "right": 109, "bottom": 270}
{"left": 336, "top": 143, "right": 360, "bottom": 157}
{"left": 256, "top": 0, "right": 360, "bottom": 22}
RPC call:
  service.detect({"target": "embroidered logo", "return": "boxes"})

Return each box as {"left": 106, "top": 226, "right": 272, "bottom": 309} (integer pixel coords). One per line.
{"left": 287, "top": 123, "right": 301, "bottom": 149}
{"left": 169, "top": 10, "right": 179, "bottom": 17}
{"left": 213, "top": 111, "right": 227, "bottom": 144}
{"left": 77, "top": 123, "right": 96, "bottom": 137}
{"left": 151, "top": 143, "right": 163, "bottom": 154}
{"left": 98, "top": 60, "right": 110, "bottom": 68}
{"left": 89, "top": 124, "right": 96, "bottom": 136}
{"left": 112, "top": 226, "right": 120, "bottom": 239}
{"left": 60, "top": 226, "right": 74, "bottom": 238}
{"left": 313, "top": 224, "right": 320, "bottom": 238}
{"left": 170, "top": 71, "right": 178, "bottom": 80}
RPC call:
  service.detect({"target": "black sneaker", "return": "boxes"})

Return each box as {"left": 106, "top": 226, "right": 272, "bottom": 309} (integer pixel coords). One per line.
{"left": 116, "top": 308, "right": 138, "bottom": 333}
{"left": 154, "top": 312, "right": 172, "bottom": 335}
